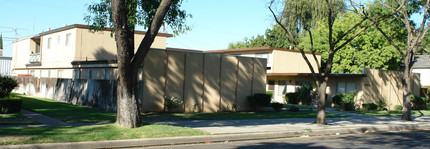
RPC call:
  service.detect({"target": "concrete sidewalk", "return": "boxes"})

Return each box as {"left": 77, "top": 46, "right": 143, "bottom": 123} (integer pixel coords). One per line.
{"left": 3, "top": 108, "right": 430, "bottom": 149}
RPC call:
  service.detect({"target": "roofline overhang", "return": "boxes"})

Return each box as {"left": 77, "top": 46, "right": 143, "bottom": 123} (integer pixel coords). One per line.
{"left": 14, "top": 24, "right": 173, "bottom": 43}
{"left": 205, "top": 46, "right": 322, "bottom": 55}
{"left": 267, "top": 73, "right": 366, "bottom": 77}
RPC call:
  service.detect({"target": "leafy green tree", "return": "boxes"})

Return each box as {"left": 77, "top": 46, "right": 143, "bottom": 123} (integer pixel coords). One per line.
{"left": 228, "top": 26, "right": 292, "bottom": 49}
{"left": 85, "top": 0, "right": 190, "bottom": 128}
{"left": 0, "top": 33, "right": 3, "bottom": 50}
{"left": 300, "top": 12, "right": 406, "bottom": 73}
{"left": 368, "top": 0, "right": 430, "bottom": 121}
{"left": 269, "top": 0, "right": 401, "bottom": 124}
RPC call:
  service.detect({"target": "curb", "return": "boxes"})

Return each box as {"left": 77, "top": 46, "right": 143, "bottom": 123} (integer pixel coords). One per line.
{"left": 3, "top": 123, "right": 430, "bottom": 149}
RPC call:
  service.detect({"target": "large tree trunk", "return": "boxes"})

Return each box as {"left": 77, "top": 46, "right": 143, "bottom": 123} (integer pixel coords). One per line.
{"left": 111, "top": 0, "right": 142, "bottom": 128}
{"left": 315, "top": 78, "right": 328, "bottom": 124}
{"left": 401, "top": 52, "right": 413, "bottom": 121}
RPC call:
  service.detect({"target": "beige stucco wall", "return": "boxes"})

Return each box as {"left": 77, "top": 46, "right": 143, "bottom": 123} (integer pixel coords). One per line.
{"left": 12, "top": 38, "right": 32, "bottom": 69}
{"left": 354, "top": 68, "right": 420, "bottom": 110}
{"left": 13, "top": 27, "right": 168, "bottom": 79}
{"left": 74, "top": 28, "right": 166, "bottom": 61}
{"left": 272, "top": 50, "right": 321, "bottom": 73}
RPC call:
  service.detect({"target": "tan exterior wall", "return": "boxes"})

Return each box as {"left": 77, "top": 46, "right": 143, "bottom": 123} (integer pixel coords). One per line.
{"left": 12, "top": 38, "right": 31, "bottom": 69}
{"left": 142, "top": 50, "right": 165, "bottom": 112}
{"left": 74, "top": 28, "right": 166, "bottom": 61}
{"left": 272, "top": 50, "right": 320, "bottom": 73}
{"left": 354, "top": 68, "right": 420, "bottom": 110}
{"left": 13, "top": 27, "right": 167, "bottom": 79}
{"left": 202, "top": 54, "right": 221, "bottom": 113}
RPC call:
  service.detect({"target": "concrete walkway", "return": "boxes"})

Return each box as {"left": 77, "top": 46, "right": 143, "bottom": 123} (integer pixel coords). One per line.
{"left": 153, "top": 108, "right": 430, "bottom": 134}
{"left": 3, "top": 108, "right": 430, "bottom": 149}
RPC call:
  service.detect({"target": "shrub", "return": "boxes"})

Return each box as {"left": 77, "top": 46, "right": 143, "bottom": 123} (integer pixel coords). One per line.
{"left": 342, "top": 91, "right": 356, "bottom": 105}
{"left": 394, "top": 105, "right": 403, "bottom": 111}
{"left": 288, "top": 105, "right": 299, "bottom": 112}
{"left": 332, "top": 94, "right": 344, "bottom": 106}
{"left": 247, "top": 93, "right": 272, "bottom": 108}
{"left": 376, "top": 99, "right": 388, "bottom": 110}
{"left": 298, "top": 84, "right": 313, "bottom": 105}
{"left": 0, "top": 99, "right": 23, "bottom": 113}
{"left": 362, "top": 103, "right": 378, "bottom": 111}
{"left": 285, "top": 93, "right": 299, "bottom": 104}
{"left": 271, "top": 103, "right": 283, "bottom": 112}
{"left": 0, "top": 76, "right": 18, "bottom": 98}
{"left": 266, "top": 91, "right": 273, "bottom": 98}
{"left": 411, "top": 94, "right": 427, "bottom": 110}
{"left": 164, "top": 96, "right": 183, "bottom": 112}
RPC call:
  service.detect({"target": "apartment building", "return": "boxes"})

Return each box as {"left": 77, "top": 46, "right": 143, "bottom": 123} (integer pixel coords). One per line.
{"left": 12, "top": 24, "right": 171, "bottom": 79}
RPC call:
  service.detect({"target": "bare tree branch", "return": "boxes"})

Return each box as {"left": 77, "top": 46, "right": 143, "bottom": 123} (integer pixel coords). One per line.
{"left": 268, "top": 2, "right": 300, "bottom": 47}
{"left": 131, "top": 0, "right": 173, "bottom": 69}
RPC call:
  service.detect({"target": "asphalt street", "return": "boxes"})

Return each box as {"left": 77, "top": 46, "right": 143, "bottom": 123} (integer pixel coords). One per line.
{"left": 144, "top": 129, "right": 430, "bottom": 149}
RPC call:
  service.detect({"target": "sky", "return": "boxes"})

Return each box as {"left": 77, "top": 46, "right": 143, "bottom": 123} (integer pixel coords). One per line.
{"left": 0, "top": 0, "right": 275, "bottom": 57}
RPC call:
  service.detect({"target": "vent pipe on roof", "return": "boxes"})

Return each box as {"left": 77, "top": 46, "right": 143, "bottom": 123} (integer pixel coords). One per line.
{"left": 63, "top": 24, "right": 67, "bottom": 27}
{"left": 47, "top": 27, "right": 51, "bottom": 31}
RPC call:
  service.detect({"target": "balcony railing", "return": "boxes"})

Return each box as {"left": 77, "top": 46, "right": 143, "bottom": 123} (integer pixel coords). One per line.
{"left": 29, "top": 53, "right": 41, "bottom": 64}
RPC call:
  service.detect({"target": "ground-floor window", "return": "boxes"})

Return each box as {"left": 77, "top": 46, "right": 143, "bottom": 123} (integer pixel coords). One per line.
{"left": 337, "top": 82, "right": 356, "bottom": 93}
{"left": 278, "top": 80, "right": 287, "bottom": 96}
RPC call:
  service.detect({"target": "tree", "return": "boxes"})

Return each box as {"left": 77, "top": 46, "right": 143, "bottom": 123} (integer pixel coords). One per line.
{"left": 269, "top": 0, "right": 403, "bottom": 124}
{"left": 368, "top": 0, "right": 430, "bottom": 121}
{"left": 85, "top": 0, "right": 190, "bottom": 128}
{"left": 228, "top": 25, "right": 292, "bottom": 49}
{"left": 0, "top": 33, "right": 3, "bottom": 50}
{"left": 300, "top": 12, "right": 406, "bottom": 73}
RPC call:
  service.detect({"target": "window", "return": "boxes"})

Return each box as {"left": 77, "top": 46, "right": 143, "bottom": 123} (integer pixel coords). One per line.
{"left": 337, "top": 82, "right": 356, "bottom": 93}
{"left": 57, "top": 70, "right": 63, "bottom": 78}
{"left": 65, "top": 33, "right": 71, "bottom": 46}
{"left": 105, "top": 69, "right": 111, "bottom": 80}
{"left": 47, "top": 37, "right": 52, "bottom": 49}
{"left": 57, "top": 35, "right": 61, "bottom": 44}
{"left": 278, "top": 80, "right": 287, "bottom": 96}
{"left": 268, "top": 80, "right": 275, "bottom": 91}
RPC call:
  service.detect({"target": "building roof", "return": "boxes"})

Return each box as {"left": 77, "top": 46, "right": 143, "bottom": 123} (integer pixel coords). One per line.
{"left": 267, "top": 73, "right": 366, "bottom": 78}
{"left": 205, "top": 46, "right": 322, "bottom": 55}
{"left": 14, "top": 24, "right": 173, "bottom": 43}
{"left": 413, "top": 55, "right": 430, "bottom": 68}
{"left": 166, "top": 47, "right": 203, "bottom": 53}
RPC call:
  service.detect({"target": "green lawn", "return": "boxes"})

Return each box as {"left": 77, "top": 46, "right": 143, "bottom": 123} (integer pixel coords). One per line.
{"left": 0, "top": 113, "right": 38, "bottom": 125}
{"left": 14, "top": 93, "right": 116, "bottom": 123}
{"left": 0, "top": 124, "right": 209, "bottom": 145}
{"left": 349, "top": 110, "right": 430, "bottom": 116}
{"left": 283, "top": 104, "right": 314, "bottom": 109}
{"left": 141, "top": 111, "right": 347, "bottom": 121}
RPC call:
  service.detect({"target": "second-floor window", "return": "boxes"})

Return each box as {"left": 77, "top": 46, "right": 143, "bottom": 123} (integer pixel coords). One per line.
{"left": 57, "top": 35, "right": 61, "bottom": 44}
{"left": 47, "top": 37, "right": 52, "bottom": 49}
{"left": 65, "top": 33, "right": 71, "bottom": 46}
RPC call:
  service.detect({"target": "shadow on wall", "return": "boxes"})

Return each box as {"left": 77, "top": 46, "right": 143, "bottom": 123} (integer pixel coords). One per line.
{"left": 359, "top": 69, "right": 418, "bottom": 110}
{"left": 93, "top": 47, "right": 117, "bottom": 61}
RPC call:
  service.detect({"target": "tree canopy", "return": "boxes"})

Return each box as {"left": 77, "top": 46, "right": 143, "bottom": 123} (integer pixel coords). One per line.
{"left": 230, "top": 1, "right": 407, "bottom": 73}
{"left": 85, "top": 0, "right": 190, "bottom": 34}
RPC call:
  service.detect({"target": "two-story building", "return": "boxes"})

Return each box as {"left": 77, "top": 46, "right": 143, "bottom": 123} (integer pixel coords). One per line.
{"left": 12, "top": 24, "right": 171, "bottom": 80}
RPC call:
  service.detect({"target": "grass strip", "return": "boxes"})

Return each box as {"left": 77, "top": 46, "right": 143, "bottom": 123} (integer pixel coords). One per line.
{"left": 142, "top": 111, "right": 348, "bottom": 121}
{"left": 349, "top": 110, "right": 430, "bottom": 116}
{"left": 283, "top": 104, "right": 314, "bottom": 109}
{"left": 0, "top": 113, "right": 39, "bottom": 125}
{"left": 13, "top": 93, "right": 116, "bottom": 123}
{"left": 0, "top": 124, "right": 209, "bottom": 145}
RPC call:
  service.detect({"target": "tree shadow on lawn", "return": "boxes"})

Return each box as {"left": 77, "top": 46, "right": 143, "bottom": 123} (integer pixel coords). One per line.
{"left": 16, "top": 94, "right": 116, "bottom": 123}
